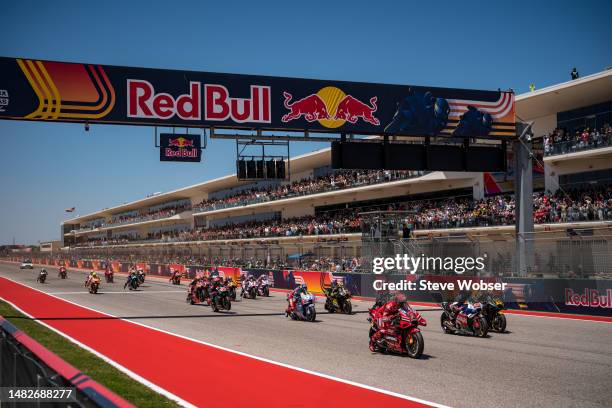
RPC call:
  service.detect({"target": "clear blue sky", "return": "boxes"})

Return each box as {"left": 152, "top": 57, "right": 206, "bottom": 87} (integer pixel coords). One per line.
{"left": 0, "top": 0, "right": 610, "bottom": 244}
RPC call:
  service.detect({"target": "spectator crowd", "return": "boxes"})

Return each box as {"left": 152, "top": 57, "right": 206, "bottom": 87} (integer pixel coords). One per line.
{"left": 77, "top": 185, "right": 612, "bottom": 247}
{"left": 193, "top": 169, "right": 422, "bottom": 213}
{"left": 77, "top": 202, "right": 192, "bottom": 232}
{"left": 544, "top": 125, "right": 612, "bottom": 156}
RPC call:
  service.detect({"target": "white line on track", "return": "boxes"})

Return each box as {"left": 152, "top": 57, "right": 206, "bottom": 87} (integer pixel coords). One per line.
{"left": 0, "top": 275, "right": 449, "bottom": 408}
{"left": 48, "top": 290, "right": 185, "bottom": 295}
{"left": 0, "top": 288, "right": 195, "bottom": 407}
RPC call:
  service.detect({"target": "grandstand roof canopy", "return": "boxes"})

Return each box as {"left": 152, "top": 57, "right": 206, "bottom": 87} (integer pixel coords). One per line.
{"left": 517, "top": 68, "right": 612, "bottom": 120}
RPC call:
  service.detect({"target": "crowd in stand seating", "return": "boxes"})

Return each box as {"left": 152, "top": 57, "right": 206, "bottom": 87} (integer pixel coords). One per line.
{"left": 104, "top": 203, "right": 191, "bottom": 226}
{"left": 544, "top": 125, "right": 612, "bottom": 156}
{"left": 400, "top": 187, "right": 611, "bottom": 229}
{"left": 83, "top": 234, "right": 136, "bottom": 247}
{"left": 76, "top": 203, "right": 192, "bottom": 232}
{"left": 193, "top": 169, "right": 422, "bottom": 213}
{"left": 75, "top": 185, "right": 612, "bottom": 247}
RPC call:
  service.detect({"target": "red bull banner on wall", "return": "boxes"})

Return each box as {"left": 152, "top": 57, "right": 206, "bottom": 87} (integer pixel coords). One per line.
{"left": 0, "top": 57, "right": 515, "bottom": 139}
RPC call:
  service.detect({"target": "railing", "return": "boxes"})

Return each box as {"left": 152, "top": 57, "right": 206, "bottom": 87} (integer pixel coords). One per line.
{"left": 545, "top": 136, "right": 612, "bottom": 156}
{"left": 0, "top": 316, "right": 133, "bottom": 407}
{"left": 73, "top": 209, "right": 191, "bottom": 233}
{"left": 193, "top": 171, "right": 427, "bottom": 214}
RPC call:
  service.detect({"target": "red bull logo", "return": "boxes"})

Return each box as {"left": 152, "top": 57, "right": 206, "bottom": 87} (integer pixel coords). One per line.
{"left": 127, "top": 80, "right": 271, "bottom": 124}
{"left": 281, "top": 86, "right": 379, "bottom": 129}
{"left": 128, "top": 80, "right": 200, "bottom": 120}
{"left": 168, "top": 137, "right": 195, "bottom": 148}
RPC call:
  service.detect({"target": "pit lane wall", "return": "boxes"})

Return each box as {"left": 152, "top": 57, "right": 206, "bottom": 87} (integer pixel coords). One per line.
{"left": 8, "top": 257, "right": 612, "bottom": 317}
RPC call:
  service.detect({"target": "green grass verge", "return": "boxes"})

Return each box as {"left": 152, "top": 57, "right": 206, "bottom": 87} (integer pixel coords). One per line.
{"left": 0, "top": 300, "right": 180, "bottom": 407}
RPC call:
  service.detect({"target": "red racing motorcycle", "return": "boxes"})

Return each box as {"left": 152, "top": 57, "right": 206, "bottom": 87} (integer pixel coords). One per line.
{"left": 187, "top": 280, "right": 209, "bottom": 305}
{"left": 105, "top": 269, "right": 114, "bottom": 283}
{"left": 169, "top": 270, "right": 182, "bottom": 285}
{"left": 368, "top": 304, "right": 426, "bottom": 358}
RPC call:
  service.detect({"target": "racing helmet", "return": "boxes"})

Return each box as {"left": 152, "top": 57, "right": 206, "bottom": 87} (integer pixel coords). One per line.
{"left": 300, "top": 283, "right": 308, "bottom": 291}
{"left": 393, "top": 292, "right": 407, "bottom": 306}
{"left": 92, "top": 272, "right": 97, "bottom": 277}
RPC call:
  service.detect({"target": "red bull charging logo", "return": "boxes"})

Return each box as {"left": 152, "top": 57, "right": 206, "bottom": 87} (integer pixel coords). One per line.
{"left": 168, "top": 137, "right": 194, "bottom": 148}
{"left": 281, "top": 86, "right": 379, "bottom": 129}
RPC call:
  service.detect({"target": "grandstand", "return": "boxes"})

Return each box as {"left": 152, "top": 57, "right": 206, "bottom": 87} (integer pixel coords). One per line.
{"left": 61, "top": 69, "right": 612, "bottom": 277}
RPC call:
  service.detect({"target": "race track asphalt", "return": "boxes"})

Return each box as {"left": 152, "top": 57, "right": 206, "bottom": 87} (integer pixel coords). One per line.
{"left": 1, "top": 262, "right": 610, "bottom": 408}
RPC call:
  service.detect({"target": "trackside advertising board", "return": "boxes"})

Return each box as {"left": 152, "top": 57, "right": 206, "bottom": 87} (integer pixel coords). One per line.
{"left": 0, "top": 57, "right": 515, "bottom": 138}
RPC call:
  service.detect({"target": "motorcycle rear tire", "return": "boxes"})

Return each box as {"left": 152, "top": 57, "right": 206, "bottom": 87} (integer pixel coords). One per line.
{"left": 405, "top": 331, "right": 424, "bottom": 359}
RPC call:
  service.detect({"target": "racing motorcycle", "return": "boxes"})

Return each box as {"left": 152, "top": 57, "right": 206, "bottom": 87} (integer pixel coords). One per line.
{"left": 124, "top": 274, "right": 140, "bottom": 290}
{"left": 58, "top": 266, "right": 67, "bottom": 279}
{"left": 37, "top": 269, "right": 48, "bottom": 283}
{"left": 324, "top": 286, "right": 352, "bottom": 314}
{"left": 226, "top": 280, "right": 237, "bottom": 301}
{"left": 137, "top": 270, "right": 146, "bottom": 284}
{"left": 257, "top": 277, "right": 270, "bottom": 297}
{"left": 287, "top": 292, "right": 316, "bottom": 322}
{"left": 89, "top": 277, "right": 101, "bottom": 294}
{"left": 242, "top": 280, "right": 258, "bottom": 299}
{"left": 186, "top": 281, "right": 208, "bottom": 305}
{"left": 368, "top": 304, "right": 426, "bottom": 358}
{"left": 169, "top": 271, "right": 181, "bottom": 285}
{"left": 210, "top": 285, "right": 232, "bottom": 312}
{"left": 104, "top": 269, "right": 114, "bottom": 283}
{"left": 440, "top": 301, "right": 488, "bottom": 337}
{"left": 479, "top": 295, "right": 507, "bottom": 333}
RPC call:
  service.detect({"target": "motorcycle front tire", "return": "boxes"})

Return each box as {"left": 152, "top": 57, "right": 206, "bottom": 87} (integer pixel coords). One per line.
{"left": 405, "top": 331, "right": 424, "bottom": 359}
{"left": 343, "top": 300, "right": 352, "bottom": 315}
{"left": 492, "top": 314, "right": 507, "bottom": 333}
{"left": 475, "top": 317, "right": 489, "bottom": 337}
{"left": 440, "top": 312, "right": 454, "bottom": 334}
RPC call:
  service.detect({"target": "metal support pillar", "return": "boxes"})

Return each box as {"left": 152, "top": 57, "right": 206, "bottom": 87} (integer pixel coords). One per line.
{"left": 514, "top": 122, "right": 534, "bottom": 277}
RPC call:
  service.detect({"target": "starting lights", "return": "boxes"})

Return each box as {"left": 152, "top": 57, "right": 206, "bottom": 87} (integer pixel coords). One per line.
{"left": 237, "top": 159, "right": 285, "bottom": 180}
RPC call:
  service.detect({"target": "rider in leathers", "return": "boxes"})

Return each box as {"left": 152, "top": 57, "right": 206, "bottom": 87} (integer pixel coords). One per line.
{"left": 370, "top": 293, "right": 407, "bottom": 351}
{"left": 241, "top": 274, "right": 255, "bottom": 297}
{"left": 286, "top": 284, "right": 308, "bottom": 316}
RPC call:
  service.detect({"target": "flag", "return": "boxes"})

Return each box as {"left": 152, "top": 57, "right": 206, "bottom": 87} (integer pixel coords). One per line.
{"left": 65, "top": 207, "right": 75, "bottom": 213}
